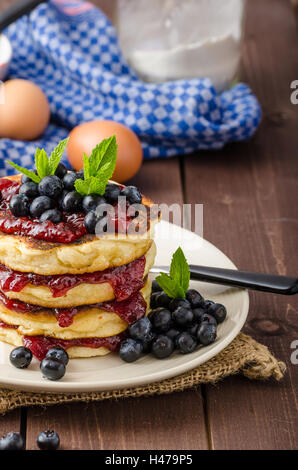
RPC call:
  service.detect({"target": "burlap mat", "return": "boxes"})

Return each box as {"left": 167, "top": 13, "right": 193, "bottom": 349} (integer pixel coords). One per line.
{"left": 0, "top": 333, "right": 286, "bottom": 414}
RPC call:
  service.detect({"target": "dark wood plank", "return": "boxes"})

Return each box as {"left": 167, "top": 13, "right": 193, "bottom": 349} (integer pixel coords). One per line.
{"left": 26, "top": 390, "right": 208, "bottom": 450}
{"left": 0, "top": 409, "right": 22, "bottom": 439}
{"left": 183, "top": 0, "right": 298, "bottom": 450}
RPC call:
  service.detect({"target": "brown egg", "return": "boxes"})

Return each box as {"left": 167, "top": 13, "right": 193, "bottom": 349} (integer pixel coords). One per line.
{"left": 67, "top": 120, "right": 143, "bottom": 182}
{"left": 0, "top": 79, "right": 50, "bottom": 140}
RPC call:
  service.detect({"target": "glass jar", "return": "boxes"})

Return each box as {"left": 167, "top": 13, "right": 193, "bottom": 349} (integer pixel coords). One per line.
{"left": 117, "top": 0, "right": 246, "bottom": 91}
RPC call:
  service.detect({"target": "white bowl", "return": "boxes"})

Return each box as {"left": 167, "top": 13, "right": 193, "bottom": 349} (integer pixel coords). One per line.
{"left": 0, "top": 34, "right": 12, "bottom": 81}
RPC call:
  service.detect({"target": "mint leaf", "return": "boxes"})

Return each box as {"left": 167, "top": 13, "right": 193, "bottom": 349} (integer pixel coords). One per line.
{"left": 170, "top": 247, "right": 190, "bottom": 295}
{"left": 5, "top": 161, "right": 41, "bottom": 183}
{"left": 76, "top": 135, "right": 118, "bottom": 196}
{"left": 47, "top": 138, "right": 68, "bottom": 175}
{"left": 35, "top": 148, "right": 49, "bottom": 179}
{"left": 156, "top": 247, "right": 190, "bottom": 298}
{"left": 75, "top": 176, "right": 105, "bottom": 196}
{"left": 155, "top": 273, "right": 185, "bottom": 299}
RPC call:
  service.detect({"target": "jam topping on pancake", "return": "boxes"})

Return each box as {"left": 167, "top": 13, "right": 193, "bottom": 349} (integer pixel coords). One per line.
{"left": 0, "top": 255, "right": 146, "bottom": 301}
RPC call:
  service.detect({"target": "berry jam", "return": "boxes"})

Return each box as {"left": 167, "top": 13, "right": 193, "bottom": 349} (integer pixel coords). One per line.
{"left": 0, "top": 290, "right": 147, "bottom": 327}
{"left": 0, "top": 179, "right": 136, "bottom": 243}
{"left": 0, "top": 256, "right": 146, "bottom": 301}
{"left": 0, "top": 320, "right": 17, "bottom": 329}
{"left": 23, "top": 331, "right": 127, "bottom": 360}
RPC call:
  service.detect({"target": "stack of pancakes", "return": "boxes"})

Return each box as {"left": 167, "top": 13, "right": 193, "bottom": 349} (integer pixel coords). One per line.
{"left": 0, "top": 176, "right": 158, "bottom": 359}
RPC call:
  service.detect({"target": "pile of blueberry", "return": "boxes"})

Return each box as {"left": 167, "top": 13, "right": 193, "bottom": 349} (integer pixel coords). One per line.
{"left": 8, "top": 163, "right": 142, "bottom": 234}
{"left": 10, "top": 345, "right": 69, "bottom": 381}
{"left": 119, "top": 280, "right": 227, "bottom": 362}
{"left": 0, "top": 430, "right": 60, "bottom": 450}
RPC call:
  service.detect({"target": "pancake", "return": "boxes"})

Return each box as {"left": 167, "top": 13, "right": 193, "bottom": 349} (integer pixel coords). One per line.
{"left": 0, "top": 175, "right": 159, "bottom": 275}
{"left": 3, "top": 242, "right": 156, "bottom": 307}
{"left": 0, "top": 327, "right": 111, "bottom": 358}
{"left": 0, "top": 280, "right": 151, "bottom": 340}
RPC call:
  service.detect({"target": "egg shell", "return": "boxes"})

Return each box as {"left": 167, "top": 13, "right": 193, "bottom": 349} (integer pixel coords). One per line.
{"left": 0, "top": 79, "right": 50, "bottom": 140}
{"left": 67, "top": 120, "right": 143, "bottom": 183}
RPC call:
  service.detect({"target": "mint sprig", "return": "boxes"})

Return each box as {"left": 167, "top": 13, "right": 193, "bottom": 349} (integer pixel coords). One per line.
{"left": 74, "top": 135, "right": 117, "bottom": 196}
{"left": 156, "top": 247, "right": 190, "bottom": 298}
{"left": 6, "top": 138, "right": 68, "bottom": 183}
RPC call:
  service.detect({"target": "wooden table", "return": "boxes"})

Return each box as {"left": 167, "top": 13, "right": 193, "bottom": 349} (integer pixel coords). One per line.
{"left": 0, "top": 0, "right": 297, "bottom": 450}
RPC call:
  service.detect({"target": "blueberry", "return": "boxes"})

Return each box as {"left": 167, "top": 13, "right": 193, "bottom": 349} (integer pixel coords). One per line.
{"left": 169, "top": 298, "right": 191, "bottom": 312}
{"left": 46, "top": 347, "right": 69, "bottom": 366}
{"left": 119, "top": 338, "right": 143, "bottom": 363}
{"left": 55, "top": 162, "right": 67, "bottom": 179}
{"left": 201, "top": 313, "right": 217, "bottom": 326}
{"left": 59, "top": 189, "right": 69, "bottom": 209}
{"left": 166, "top": 328, "right": 181, "bottom": 342}
{"left": 62, "top": 191, "right": 83, "bottom": 213}
{"left": 207, "top": 303, "right": 227, "bottom": 324}
{"left": 40, "top": 208, "right": 63, "bottom": 224}
{"left": 151, "top": 292, "right": 161, "bottom": 309}
{"left": 197, "top": 323, "right": 217, "bottom": 346}
{"left": 9, "top": 346, "right": 32, "bottom": 369}
{"left": 172, "top": 306, "right": 194, "bottom": 327}
{"left": 84, "top": 210, "right": 98, "bottom": 234}
{"left": 187, "top": 323, "right": 199, "bottom": 337}
{"left": 77, "top": 170, "right": 84, "bottom": 179}
{"left": 154, "top": 291, "right": 171, "bottom": 308}
{"left": 151, "top": 335, "right": 174, "bottom": 359}
{"left": 186, "top": 289, "right": 204, "bottom": 308}
{"left": 63, "top": 171, "right": 80, "bottom": 190}
{"left": 82, "top": 194, "right": 106, "bottom": 213}
{"left": 128, "top": 317, "right": 152, "bottom": 341}
{"left": 40, "top": 357, "right": 66, "bottom": 381}
{"left": 151, "top": 308, "right": 172, "bottom": 333}
{"left": 0, "top": 432, "right": 24, "bottom": 450}
{"left": 37, "top": 430, "right": 60, "bottom": 451}
{"left": 192, "top": 307, "right": 206, "bottom": 324}
{"left": 141, "top": 331, "right": 156, "bottom": 353}
{"left": 30, "top": 196, "right": 54, "bottom": 218}
{"left": 151, "top": 280, "right": 162, "bottom": 293}
{"left": 21, "top": 169, "right": 37, "bottom": 184}
{"left": 203, "top": 300, "right": 215, "bottom": 310}
{"left": 38, "top": 175, "right": 64, "bottom": 199}
{"left": 9, "top": 194, "right": 30, "bottom": 217}
{"left": 176, "top": 332, "right": 197, "bottom": 354}
{"left": 120, "top": 186, "right": 142, "bottom": 204}
{"left": 19, "top": 181, "right": 39, "bottom": 198}
{"left": 104, "top": 183, "right": 121, "bottom": 203}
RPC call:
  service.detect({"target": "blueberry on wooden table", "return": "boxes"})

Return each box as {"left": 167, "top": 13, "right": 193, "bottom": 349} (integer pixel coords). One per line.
{"left": 9, "top": 346, "right": 32, "bottom": 369}
{"left": 37, "top": 430, "right": 60, "bottom": 451}
{"left": 0, "top": 432, "right": 24, "bottom": 450}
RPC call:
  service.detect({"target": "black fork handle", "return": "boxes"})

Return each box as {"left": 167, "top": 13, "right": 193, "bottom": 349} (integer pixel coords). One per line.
{"left": 188, "top": 265, "right": 298, "bottom": 295}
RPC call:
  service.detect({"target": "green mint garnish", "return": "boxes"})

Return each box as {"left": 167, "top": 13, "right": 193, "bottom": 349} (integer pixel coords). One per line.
{"left": 74, "top": 135, "right": 117, "bottom": 196}
{"left": 156, "top": 247, "right": 190, "bottom": 298}
{"left": 6, "top": 138, "right": 69, "bottom": 183}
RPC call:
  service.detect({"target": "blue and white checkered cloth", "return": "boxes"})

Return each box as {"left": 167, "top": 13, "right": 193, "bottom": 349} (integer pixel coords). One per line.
{"left": 0, "top": 0, "right": 261, "bottom": 176}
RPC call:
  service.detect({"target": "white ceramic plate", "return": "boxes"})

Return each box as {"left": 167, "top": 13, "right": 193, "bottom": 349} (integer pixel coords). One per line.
{"left": 0, "top": 221, "right": 249, "bottom": 392}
